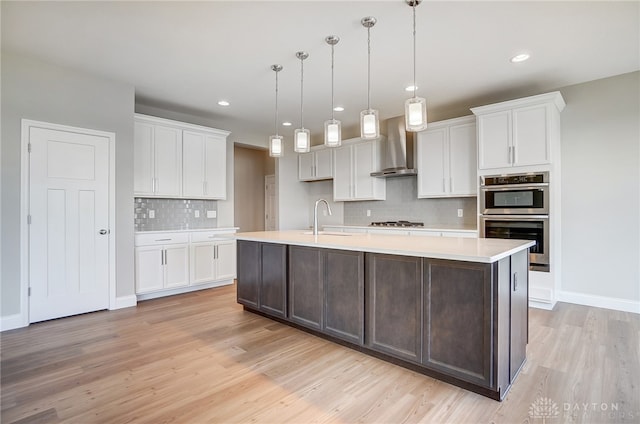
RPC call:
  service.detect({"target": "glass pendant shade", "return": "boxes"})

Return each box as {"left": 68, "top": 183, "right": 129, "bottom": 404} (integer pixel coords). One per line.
{"left": 294, "top": 128, "right": 310, "bottom": 153}
{"left": 360, "top": 109, "right": 379, "bottom": 139}
{"left": 405, "top": 96, "right": 427, "bottom": 132}
{"left": 269, "top": 135, "right": 283, "bottom": 157}
{"left": 324, "top": 119, "right": 342, "bottom": 147}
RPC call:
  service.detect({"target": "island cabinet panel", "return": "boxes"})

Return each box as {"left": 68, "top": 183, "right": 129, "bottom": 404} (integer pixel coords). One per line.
{"left": 289, "top": 246, "right": 324, "bottom": 330}
{"left": 236, "top": 240, "right": 260, "bottom": 309}
{"left": 509, "top": 249, "right": 529, "bottom": 381}
{"left": 422, "top": 259, "right": 493, "bottom": 388}
{"left": 236, "top": 241, "right": 287, "bottom": 318}
{"left": 260, "top": 243, "right": 288, "bottom": 318}
{"left": 366, "top": 254, "right": 422, "bottom": 363}
{"left": 324, "top": 250, "right": 364, "bottom": 344}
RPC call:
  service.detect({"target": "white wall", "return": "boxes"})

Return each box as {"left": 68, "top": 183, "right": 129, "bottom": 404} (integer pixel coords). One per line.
{"left": 1, "top": 51, "right": 136, "bottom": 320}
{"left": 559, "top": 71, "right": 639, "bottom": 309}
{"left": 275, "top": 143, "right": 311, "bottom": 230}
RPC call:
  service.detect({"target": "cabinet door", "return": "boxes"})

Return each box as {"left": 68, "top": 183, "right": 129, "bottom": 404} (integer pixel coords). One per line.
{"left": 215, "top": 240, "right": 237, "bottom": 280}
{"left": 133, "top": 122, "right": 155, "bottom": 195}
{"left": 477, "top": 111, "right": 511, "bottom": 170}
{"left": 164, "top": 244, "right": 189, "bottom": 289}
{"left": 260, "top": 243, "right": 287, "bottom": 318}
{"left": 135, "top": 246, "right": 164, "bottom": 293}
{"left": 448, "top": 122, "right": 477, "bottom": 196}
{"left": 423, "top": 259, "right": 492, "bottom": 387}
{"left": 204, "top": 135, "right": 227, "bottom": 199}
{"left": 366, "top": 253, "right": 422, "bottom": 363}
{"left": 417, "top": 129, "right": 446, "bottom": 197}
{"left": 236, "top": 240, "right": 260, "bottom": 308}
{"left": 333, "top": 146, "right": 352, "bottom": 201}
{"left": 315, "top": 149, "right": 333, "bottom": 179}
{"left": 154, "top": 125, "right": 182, "bottom": 196}
{"left": 353, "top": 142, "right": 375, "bottom": 199}
{"left": 298, "top": 152, "right": 315, "bottom": 181}
{"left": 289, "top": 246, "right": 323, "bottom": 330}
{"left": 513, "top": 104, "right": 549, "bottom": 167}
{"left": 510, "top": 249, "right": 529, "bottom": 381}
{"left": 190, "top": 243, "right": 215, "bottom": 285}
{"left": 324, "top": 250, "right": 364, "bottom": 344}
{"left": 182, "top": 131, "right": 206, "bottom": 197}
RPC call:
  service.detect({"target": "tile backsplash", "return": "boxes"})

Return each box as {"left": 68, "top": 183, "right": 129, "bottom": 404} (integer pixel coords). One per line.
{"left": 343, "top": 177, "right": 477, "bottom": 228}
{"left": 134, "top": 198, "right": 218, "bottom": 231}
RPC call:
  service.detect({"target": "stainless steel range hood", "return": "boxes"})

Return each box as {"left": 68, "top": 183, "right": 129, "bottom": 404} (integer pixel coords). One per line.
{"left": 370, "top": 116, "right": 417, "bottom": 178}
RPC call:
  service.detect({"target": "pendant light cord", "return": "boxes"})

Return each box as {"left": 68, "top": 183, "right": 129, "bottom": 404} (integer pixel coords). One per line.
{"left": 412, "top": 1, "right": 417, "bottom": 99}
{"left": 275, "top": 70, "right": 279, "bottom": 136}
{"left": 367, "top": 25, "right": 372, "bottom": 111}
{"left": 331, "top": 43, "right": 335, "bottom": 121}
{"left": 300, "top": 57, "right": 304, "bottom": 129}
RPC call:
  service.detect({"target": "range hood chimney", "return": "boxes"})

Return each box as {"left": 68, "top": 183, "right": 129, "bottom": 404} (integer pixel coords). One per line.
{"left": 370, "top": 116, "right": 417, "bottom": 178}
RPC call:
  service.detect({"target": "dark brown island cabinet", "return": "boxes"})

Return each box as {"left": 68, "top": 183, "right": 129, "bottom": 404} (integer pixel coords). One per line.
{"left": 236, "top": 239, "right": 529, "bottom": 401}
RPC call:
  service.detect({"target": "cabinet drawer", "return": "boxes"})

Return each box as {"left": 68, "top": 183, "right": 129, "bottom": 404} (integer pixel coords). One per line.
{"left": 135, "top": 232, "right": 190, "bottom": 246}
{"left": 190, "top": 231, "right": 234, "bottom": 243}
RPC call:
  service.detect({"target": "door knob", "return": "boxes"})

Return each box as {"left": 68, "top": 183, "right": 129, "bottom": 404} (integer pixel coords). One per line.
{"left": 99, "top": 229, "right": 109, "bottom": 235}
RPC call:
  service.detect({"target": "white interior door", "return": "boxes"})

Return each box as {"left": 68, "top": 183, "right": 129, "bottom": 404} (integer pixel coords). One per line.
{"left": 29, "top": 126, "right": 110, "bottom": 323}
{"left": 264, "top": 175, "right": 277, "bottom": 230}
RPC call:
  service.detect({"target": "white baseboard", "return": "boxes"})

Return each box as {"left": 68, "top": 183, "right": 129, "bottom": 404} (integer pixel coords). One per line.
{"left": 529, "top": 299, "right": 556, "bottom": 311}
{"left": 1, "top": 313, "right": 28, "bottom": 332}
{"left": 112, "top": 295, "right": 137, "bottom": 310}
{"left": 136, "top": 280, "right": 234, "bottom": 301}
{"left": 557, "top": 290, "right": 640, "bottom": 314}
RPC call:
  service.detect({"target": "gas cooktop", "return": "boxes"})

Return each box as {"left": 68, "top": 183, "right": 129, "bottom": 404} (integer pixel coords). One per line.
{"left": 370, "top": 221, "right": 424, "bottom": 228}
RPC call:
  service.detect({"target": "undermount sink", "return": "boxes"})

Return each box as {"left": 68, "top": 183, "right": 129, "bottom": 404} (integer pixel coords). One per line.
{"left": 302, "top": 231, "right": 352, "bottom": 236}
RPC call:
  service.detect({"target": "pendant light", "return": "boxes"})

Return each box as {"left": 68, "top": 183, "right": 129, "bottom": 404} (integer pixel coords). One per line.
{"left": 269, "top": 64, "right": 284, "bottom": 158}
{"left": 360, "top": 16, "right": 379, "bottom": 139}
{"left": 324, "top": 35, "right": 342, "bottom": 148}
{"left": 405, "top": 0, "right": 427, "bottom": 132}
{"left": 294, "top": 51, "right": 310, "bottom": 153}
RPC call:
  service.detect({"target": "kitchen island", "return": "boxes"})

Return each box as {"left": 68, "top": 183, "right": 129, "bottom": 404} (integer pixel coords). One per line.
{"left": 235, "top": 231, "right": 534, "bottom": 401}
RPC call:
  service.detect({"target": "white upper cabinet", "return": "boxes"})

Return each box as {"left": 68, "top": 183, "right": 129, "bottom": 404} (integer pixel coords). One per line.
{"left": 134, "top": 114, "right": 229, "bottom": 199}
{"left": 134, "top": 121, "right": 182, "bottom": 197}
{"left": 182, "top": 130, "right": 227, "bottom": 199}
{"left": 471, "top": 91, "right": 565, "bottom": 170}
{"left": 417, "top": 116, "right": 477, "bottom": 198}
{"left": 333, "top": 138, "right": 386, "bottom": 201}
{"left": 299, "top": 147, "right": 333, "bottom": 181}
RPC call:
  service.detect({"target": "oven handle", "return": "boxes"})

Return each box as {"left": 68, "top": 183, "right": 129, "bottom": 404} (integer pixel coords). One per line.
{"left": 480, "top": 183, "right": 548, "bottom": 190}
{"left": 480, "top": 214, "right": 549, "bottom": 221}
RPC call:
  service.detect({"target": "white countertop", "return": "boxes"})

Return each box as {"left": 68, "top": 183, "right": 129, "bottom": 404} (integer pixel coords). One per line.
{"left": 323, "top": 224, "right": 478, "bottom": 233}
{"left": 135, "top": 227, "right": 238, "bottom": 235}
{"left": 235, "top": 230, "right": 534, "bottom": 264}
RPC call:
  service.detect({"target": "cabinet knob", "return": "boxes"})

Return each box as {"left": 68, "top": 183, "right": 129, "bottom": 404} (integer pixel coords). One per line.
{"left": 99, "top": 229, "right": 109, "bottom": 235}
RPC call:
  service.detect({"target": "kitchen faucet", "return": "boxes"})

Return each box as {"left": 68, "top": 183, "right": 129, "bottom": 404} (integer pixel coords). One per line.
{"left": 313, "top": 199, "right": 332, "bottom": 236}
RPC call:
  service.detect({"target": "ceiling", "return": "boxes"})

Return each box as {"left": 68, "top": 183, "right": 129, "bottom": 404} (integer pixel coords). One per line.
{"left": 2, "top": 1, "right": 639, "bottom": 148}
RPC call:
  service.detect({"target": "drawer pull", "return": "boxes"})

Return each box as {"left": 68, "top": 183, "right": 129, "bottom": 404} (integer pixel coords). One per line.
{"left": 155, "top": 238, "right": 172, "bottom": 242}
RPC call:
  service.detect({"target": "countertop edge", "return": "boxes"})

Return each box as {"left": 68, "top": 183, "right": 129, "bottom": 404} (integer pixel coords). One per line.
{"left": 235, "top": 231, "right": 534, "bottom": 264}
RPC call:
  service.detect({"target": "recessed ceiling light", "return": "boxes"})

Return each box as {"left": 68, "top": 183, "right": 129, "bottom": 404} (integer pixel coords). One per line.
{"left": 405, "top": 85, "right": 418, "bottom": 92}
{"left": 333, "top": 106, "right": 345, "bottom": 112}
{"left": 282, "top": 121, "right": 292, "bottom": 127}
{"left": 510, "top": 53, "right": 530, "bottom": 63}
{"left": 217, "top": 100, "right": 230, "bottom": 106}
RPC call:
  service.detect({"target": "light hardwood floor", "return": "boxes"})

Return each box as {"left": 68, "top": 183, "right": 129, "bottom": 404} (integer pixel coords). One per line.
{"left": 2, "top": 283, "right": 638, "bottom": 423}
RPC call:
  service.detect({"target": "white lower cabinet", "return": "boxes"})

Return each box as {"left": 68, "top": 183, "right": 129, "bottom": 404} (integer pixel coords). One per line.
{"left": 190, "top": 238, "right": 237, "bottom": 285}
{"left": 135, "top": 230, "right": 236, "bottom": 297}
{"left": 135, "top": 233, "right": 190, "bottom": 294}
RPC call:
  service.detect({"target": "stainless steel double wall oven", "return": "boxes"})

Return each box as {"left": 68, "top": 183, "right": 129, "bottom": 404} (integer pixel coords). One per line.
{"left": 480, "top": 172, "right": 550, "bottom": 272}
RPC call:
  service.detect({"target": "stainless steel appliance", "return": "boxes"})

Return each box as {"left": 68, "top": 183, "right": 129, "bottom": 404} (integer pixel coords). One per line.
{"left": 480, "top": 172, "right": 549, "bottom": 215}
{"left": 480, "top": 172, "right": 550, "bottom": 272}
{"left": 370, "top": 220, "right": 424, "bottom": 227}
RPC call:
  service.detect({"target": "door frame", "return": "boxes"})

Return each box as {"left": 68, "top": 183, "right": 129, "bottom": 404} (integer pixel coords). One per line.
{"left": 20, "top": 119, "right": 117, "bottom": 326}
